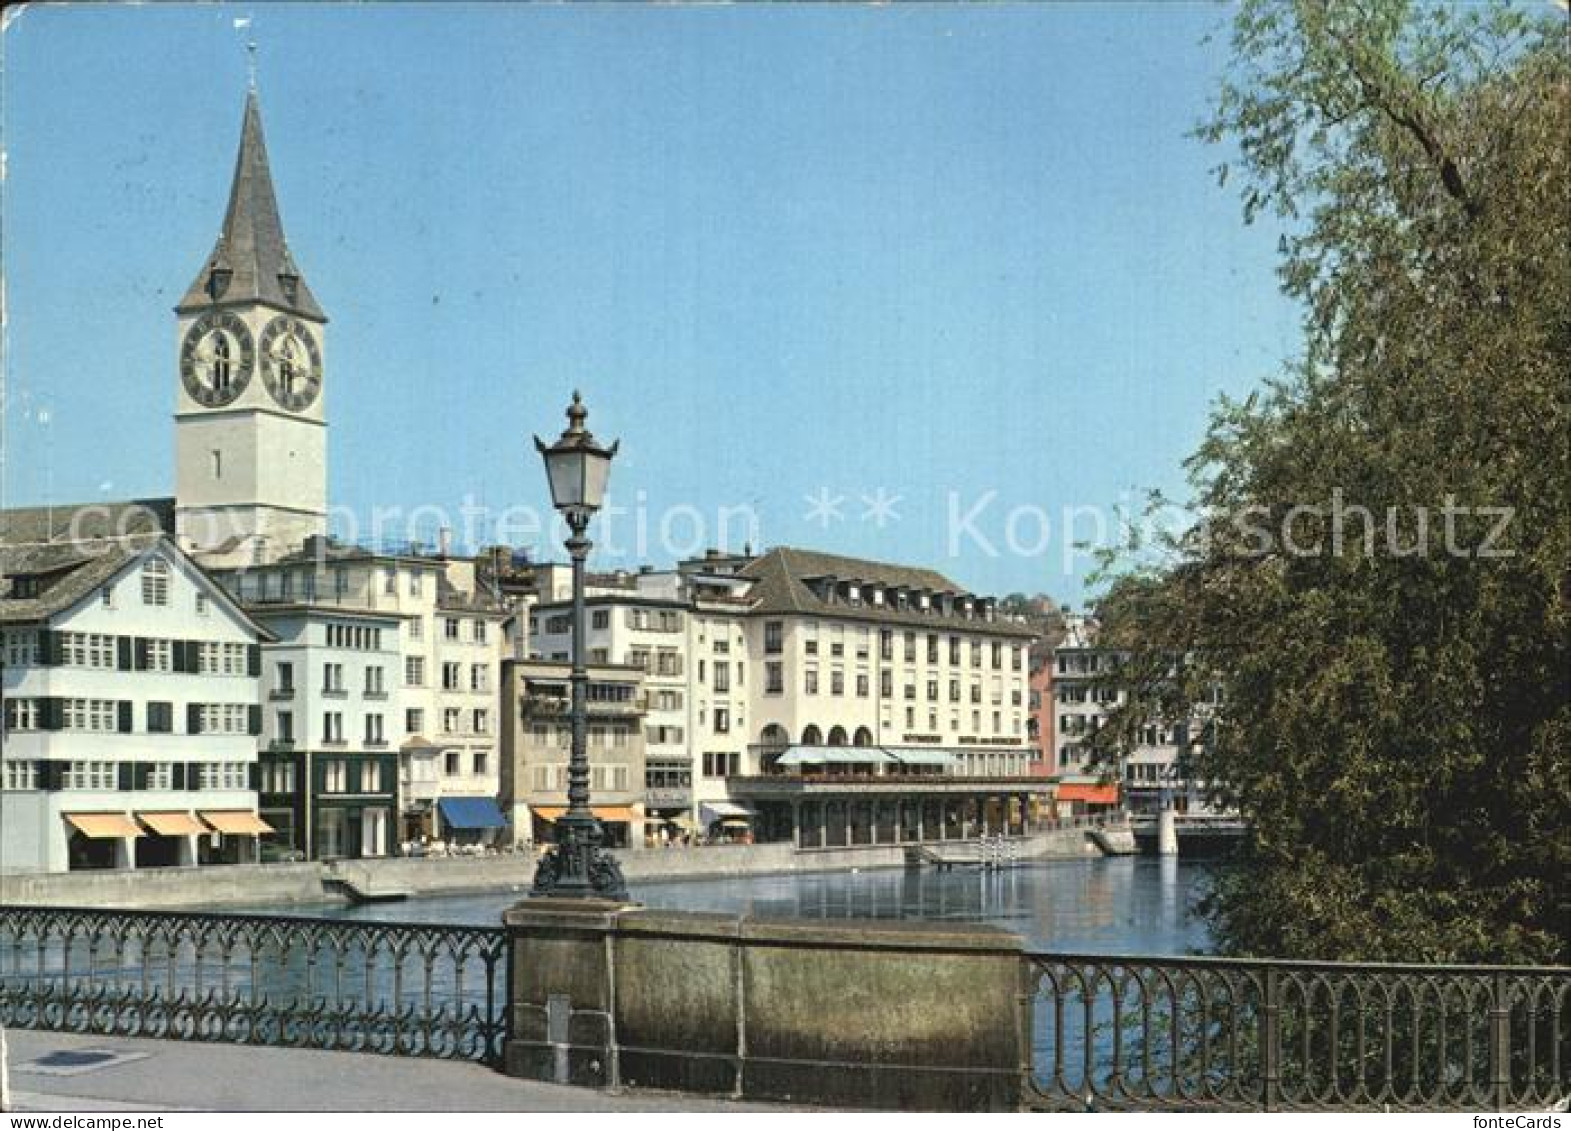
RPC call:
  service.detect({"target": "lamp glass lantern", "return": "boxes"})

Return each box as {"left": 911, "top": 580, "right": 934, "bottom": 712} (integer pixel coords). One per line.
{"left": 535, "top": 392, "right": 618, "bottom": 517}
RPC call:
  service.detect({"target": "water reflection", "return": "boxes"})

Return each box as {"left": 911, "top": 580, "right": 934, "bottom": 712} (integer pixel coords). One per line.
{"left": 274, "top": 857, "right": 1214, "bottom": 956}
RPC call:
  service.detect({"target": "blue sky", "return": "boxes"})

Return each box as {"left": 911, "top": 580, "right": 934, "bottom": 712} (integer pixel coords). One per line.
{"left": 2, "top": 2, "right": 1300, "bottom": 604}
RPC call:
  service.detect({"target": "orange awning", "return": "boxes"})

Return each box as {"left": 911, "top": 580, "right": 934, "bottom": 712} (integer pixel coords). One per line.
{"left": 138, "top": 812, "right": 208, "bottom": 836}
{"left": 64, "top": 813, "right": 143, "bottom": 839}
{"left": 199, "top": 811, "right": 274, "bottom": 835}
{"left": 1056, "top": 783, "right": 1121, "bottom": 805}
{"left": 532, "top": 806, "right": 637, "bottom": 824}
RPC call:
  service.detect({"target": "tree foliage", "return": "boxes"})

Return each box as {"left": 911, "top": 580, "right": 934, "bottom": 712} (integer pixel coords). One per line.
{"left": 1093, "top": 0, "right": 1570, "bottom": 963}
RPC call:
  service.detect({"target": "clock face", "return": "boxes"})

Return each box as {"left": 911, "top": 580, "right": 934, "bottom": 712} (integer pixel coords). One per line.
{"left": 179, "top": 312, "right": 255, "bottom": 408}
{"left": 259, "top": 315, "right": 323, "bottom": 412}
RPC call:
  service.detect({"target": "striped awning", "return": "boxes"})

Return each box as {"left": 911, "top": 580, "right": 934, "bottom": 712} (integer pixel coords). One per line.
{"left": 776, "top": 746, "right": 893, "bottom": 766}
{"left": 65, "top": 813, "right": 143, "bottom": 839}
{"left": 532, "top": 806, "right": 638, "bottom": 824}
{"left": 1056, "top": 783, "right": 1120, "bottom": 805}
{"left": 886, "top": 748, "right": 959, "bottom": 768}
{"left": 199, "top": 811, "right": 274, "bottom": 835}
{"left": 138, "top": 812, "right": 208, "bottom": 836}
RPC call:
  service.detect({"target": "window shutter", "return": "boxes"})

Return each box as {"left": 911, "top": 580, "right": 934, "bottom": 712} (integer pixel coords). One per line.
{"left": 40, "top": 697, "right": 64, "bottom": 731}
{"left": 173, "top": 641, "right": 191, "bottom": 673}
{"left": 172, "top": 763, "right": 186, "bottom": 790}
{"left": 248, "top": 762, "right": 261, "bottom": 791}
{"left": 247, "top": 644, "right": 262, "bottom": 677}
{"left": 248, "top": 705, "right": 262, "bottom": 736}
{"left": 40, "top": 760, "right": 66, "bottom": 791}
{"left": 187, "top": 703, "right": 203, "bottom": 734}
{"left": 37, "top": 630, "right": 62, "bottom": 667}
{"left": 134, "top": 638, "right": 150, "bottom": 670}
{"left": 133, "top": 763, "right": 151, "bottom": 791}
{"left": 116, "top": 636, "right": 133, "bottom": 671}
{"left": 117, "top": 763, "right": 134, "bottom": 791}
{"left": 117, "top": 701, "right": 133, "bottom": 734}
{"left": 189, "top": 766, "right": 204, "bottom": 792}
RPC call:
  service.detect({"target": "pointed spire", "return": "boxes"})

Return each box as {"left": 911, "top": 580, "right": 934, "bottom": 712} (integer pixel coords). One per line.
{"left": 177, "top": 90, "right": 325, "bottom": 321}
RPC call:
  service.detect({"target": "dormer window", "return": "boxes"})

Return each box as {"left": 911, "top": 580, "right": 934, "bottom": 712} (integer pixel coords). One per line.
{"left": 847, "top": 583, "right": 861, "bottom": 605}
{"left": 872, "top": 589, "right": 885, "bottom": 607}
{"left": 919, "top": 592, "right": 931, "bottom": 611}
{"left": 207, "top": 265, "right": 232, "bottom": 300}
{"left": 896, "top": 590, "right": 909, "bottom": 611}
{"left": 278, "top": 270, "right": 299, "bottom": 305}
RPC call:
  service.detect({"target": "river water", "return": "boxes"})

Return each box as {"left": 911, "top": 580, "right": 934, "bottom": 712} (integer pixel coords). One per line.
{"left": 259, "top": 856, "right": 1217, "bottom": 955}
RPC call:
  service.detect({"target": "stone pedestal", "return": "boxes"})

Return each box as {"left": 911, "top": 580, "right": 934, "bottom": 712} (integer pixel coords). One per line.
{"left": 501, "top": 899, "right": 1027, "bottom": 1110}
{"left": 502, "top": 897, "right": 639, "bottom": 1089}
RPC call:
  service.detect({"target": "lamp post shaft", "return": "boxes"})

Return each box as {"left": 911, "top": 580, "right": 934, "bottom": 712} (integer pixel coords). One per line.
{"left": 565, "top": 522, "right": 591, "bottom": 818}
{"left": 531, "top": 511, "right": 628, "bottom": 900}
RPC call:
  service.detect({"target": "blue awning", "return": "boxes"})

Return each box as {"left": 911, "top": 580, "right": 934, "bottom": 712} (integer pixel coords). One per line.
{"left": 438, "top": 797, "right": 508, "bottom": 830}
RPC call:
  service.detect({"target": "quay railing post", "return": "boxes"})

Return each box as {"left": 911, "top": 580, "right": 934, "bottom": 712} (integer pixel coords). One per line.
{"left": 1262, "top": 968, "right": 1281, "bottom": 1111}
{"left": 1490, "top": 971, "right": 1511, "bottom": 1112}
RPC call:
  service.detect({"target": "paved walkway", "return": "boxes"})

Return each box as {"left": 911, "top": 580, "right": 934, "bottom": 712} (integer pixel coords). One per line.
{"left": 1, "top": 1030, "right": 784, "bottom": 1112}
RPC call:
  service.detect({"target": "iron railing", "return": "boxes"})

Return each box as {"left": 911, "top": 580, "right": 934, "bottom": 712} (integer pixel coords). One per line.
{"left": 0, "top": 905, "right": 507, "bottom": 1064}
{"left": 1026, "top": 953, "right": 1570, "bottom": 1111}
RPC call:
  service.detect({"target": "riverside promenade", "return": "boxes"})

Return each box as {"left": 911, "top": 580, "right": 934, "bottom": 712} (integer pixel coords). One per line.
{"left": 2, "top": 1030, "right": 788, "bottom": 1113}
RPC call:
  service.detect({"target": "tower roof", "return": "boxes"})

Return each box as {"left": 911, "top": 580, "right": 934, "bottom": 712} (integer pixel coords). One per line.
{"left": 177, "top": 91, "right": 325, "bottom": 321}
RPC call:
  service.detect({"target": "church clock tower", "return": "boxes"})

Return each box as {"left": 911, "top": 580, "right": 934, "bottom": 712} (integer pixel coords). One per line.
{"left": 175, "top": 90, "right": 327, "bottom": 565}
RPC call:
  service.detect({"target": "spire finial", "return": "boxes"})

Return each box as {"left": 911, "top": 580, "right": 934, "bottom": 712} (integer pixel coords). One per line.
{"left": 566, "top": 391, "right": 588, "bottom": 435}
{"left": 233, "top": 15, "right": 257, "bottom": 91}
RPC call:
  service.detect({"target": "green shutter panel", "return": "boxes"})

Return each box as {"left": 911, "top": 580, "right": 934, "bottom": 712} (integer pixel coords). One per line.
{"left": 37, "top": 630, "right": 62, "bottom": 666}
{"left": 133, "top": 763, "right": 151, "bottom": 791}
{"left": 117, "top": 701, "right": 133, "bottom": 734}
{"left": 116, "top": 637, "right": 133, "bottom": 671}
{"left": 189, "top": 765, "right": 204, "bottom": 792}
{"left": 187, "top": 703, "right": 203, "bottom": 734}
{"left": 247, "top": 644, "right": 262, "bottom": 677}
{"left": 39, "top": 697, "right": 64, "bottom": 731}
{"left": 249, "top": 762, "right": 262, "bottom": 791}
{"left": 247, "top": 704, "right": 262, "bottom": 736}
{"left": 172, "top": 641, "right": 190, "bottom": 673}
{"left": 134, "top": 638, "right": 150, "bottom": 670}
{"left": 117, "top": 763, "right": 134, "bottom": 791}
{"left": 40, "top": 761, "right": 66, "bottom": 791}
{"left": 172, "top": 763, "right": 186, "bottom": 790}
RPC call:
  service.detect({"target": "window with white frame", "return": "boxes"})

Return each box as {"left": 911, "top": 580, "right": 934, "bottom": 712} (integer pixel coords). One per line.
{"left": 4, "top": 699, "right": 39, "bottom": 731}
{"left": 141, "top": 559, "right": 170, "bottom": 606}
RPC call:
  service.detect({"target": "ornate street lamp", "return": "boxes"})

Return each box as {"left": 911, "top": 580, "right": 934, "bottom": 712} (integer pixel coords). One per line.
{"left": 530, "top": 392, "right": 629, "bottom": 900}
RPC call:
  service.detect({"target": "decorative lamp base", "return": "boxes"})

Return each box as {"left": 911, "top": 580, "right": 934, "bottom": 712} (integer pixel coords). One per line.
{"left": 530, "top": 816, "right": 628, "bottom": 900}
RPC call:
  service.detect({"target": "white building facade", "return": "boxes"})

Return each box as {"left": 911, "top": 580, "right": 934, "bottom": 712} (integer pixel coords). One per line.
{"left": 1, "top": 535, "right": 272, "bottom": 873}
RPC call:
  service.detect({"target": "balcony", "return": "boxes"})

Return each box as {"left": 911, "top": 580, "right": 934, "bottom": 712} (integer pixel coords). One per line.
{"left": 522, "top": 694, "right": 645, "bottom": 718}
{"left": 268, "top": 739, "right": 296, "bottom": 753}
{"left": 364, "top": 690, "right": 389, "bottom": 701}
{"left": 269, "top": 688, "right": 296, "bottom": 701}
{"left": 321, "top": 688, "right": 348, "bottom": 700}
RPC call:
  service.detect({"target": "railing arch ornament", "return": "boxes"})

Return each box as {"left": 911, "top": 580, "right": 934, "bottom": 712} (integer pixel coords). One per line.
{"left": 0, "top": 905, "right": 506, "bottom": 1064}
{"left": 1025, "top": 952, "right": 1570, "bottom": 1111}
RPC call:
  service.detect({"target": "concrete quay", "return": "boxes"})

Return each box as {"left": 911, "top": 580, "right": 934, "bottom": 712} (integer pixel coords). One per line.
{"left": 0, "top": 822, "right": 1111, "bottom": 910}
{"left": 0, "top": 1029, "right": 795, "bottom": 1113}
